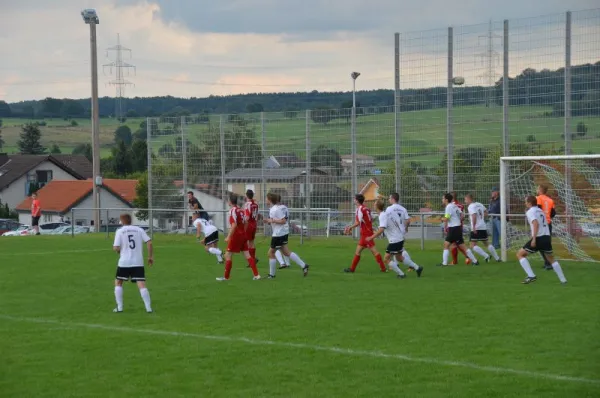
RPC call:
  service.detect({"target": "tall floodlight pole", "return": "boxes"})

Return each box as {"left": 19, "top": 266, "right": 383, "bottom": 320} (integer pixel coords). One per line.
{"left": 82, "top": 9, "right": 101, "bottom": 232}
{"left": 351, "top": 72, "right": 360, "bottom": 239}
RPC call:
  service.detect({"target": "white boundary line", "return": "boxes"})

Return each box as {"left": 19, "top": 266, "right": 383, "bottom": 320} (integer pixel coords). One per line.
{"left": 1, "top": 314, "right": 598, "bottom": 385}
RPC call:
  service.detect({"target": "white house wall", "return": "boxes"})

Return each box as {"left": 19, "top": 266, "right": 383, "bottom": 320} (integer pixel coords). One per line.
{"left": 0, "top": 161, "right": 81, "bottom": 210}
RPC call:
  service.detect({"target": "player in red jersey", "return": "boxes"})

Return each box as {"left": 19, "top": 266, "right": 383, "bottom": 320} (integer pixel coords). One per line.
{"left": 243, "top": 189, "right": 260, "bottom": 262}
{"left": 343, "top": 194, "right": 387, "bottom": 273}
{"left": 216, "top": 194, "right": 261, "bottom": 281}
{"left": 450, "top": 191, "right": 470, "bottom": 265}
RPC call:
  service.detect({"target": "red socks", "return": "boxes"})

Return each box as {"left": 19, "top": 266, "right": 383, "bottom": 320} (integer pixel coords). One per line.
{"left": 249, "top": 248, "right": 256, "bottom": 260}
{"left": 375, "top": 254, "right": 386, "bottom": 272}
{"left": 350, "top": 255, "right": 361, "bottom": 272}
{"left": 451, "top": 247, "right": 458, "bottom": 264}
{"left": 248, "top": 258, "right": 259, "bottom": 277}
{"left": 224, "top": 260, "right": 232, "bottom": 279}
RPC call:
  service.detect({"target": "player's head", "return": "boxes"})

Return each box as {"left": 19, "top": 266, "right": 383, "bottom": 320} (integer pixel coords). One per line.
{"left": 228, "top": 193, "right": 239, "bottom": 207}
{"left": 32, "top": 192, "right": 38, "bottom": 199}
{"left": 187, "top": 191, "right": 194, "bottom": 199}
{"left": 491, "top": 187, "right": 499, "bottom": 199}
{"left": 246, "top": 189, "right": 254, "bottom": 200}
{"left": 354, "top": 194, "right": 365, "bottom": 206}
{"left": 192, "top": 213, "right": 199, "bottom": 220}
{"left": 464, "top": 193, "right": 474, "bottom": 205}
{"left": 525, "top": 195, "right": 537, "bottom": 208}
{"left": 443, "top": 193, "right": 453, "bottom": 205}
{"left": 537, "top": 185, "right": 548, "bottom": 196}
{"left": 266, "top": 192, "right": 278, "bottom": 206}
{"left": 375, "top": 199, "right": 385, "bottom": 213}
{"left": 389, "top": 193, "right": 399, "bottom": 205}
{"left": 119, "top": 213, "right": 132, "bottom": 225}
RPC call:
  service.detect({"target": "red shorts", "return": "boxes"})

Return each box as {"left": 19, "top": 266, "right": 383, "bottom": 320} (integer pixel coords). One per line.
{"left": 246, "top": 224, "right": 257, "bottom": 241}
{"left": 227, "top": 236, "right": 249, "bottom": 253}
{"left": 359, "top": 236, "right": 375, "bottom": 248}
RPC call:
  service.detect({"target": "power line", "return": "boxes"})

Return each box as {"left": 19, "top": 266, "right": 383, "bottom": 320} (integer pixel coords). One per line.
{"left": 103, "top": 33, "right": 135, "bottom": 119}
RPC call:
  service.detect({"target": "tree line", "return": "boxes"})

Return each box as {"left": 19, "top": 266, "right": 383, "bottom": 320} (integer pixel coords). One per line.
{"left": 2, "top": 62, "right": 598, "bottom": 119}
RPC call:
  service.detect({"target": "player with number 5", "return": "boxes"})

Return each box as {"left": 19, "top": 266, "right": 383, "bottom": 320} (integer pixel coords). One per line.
{"left": 112, "top": 214, "right": 154, "bottom": 313}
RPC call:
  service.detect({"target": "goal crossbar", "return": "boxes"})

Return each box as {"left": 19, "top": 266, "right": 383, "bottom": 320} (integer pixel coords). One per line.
{"left": 499, "top": 154, "right": 600, "bottom": 262}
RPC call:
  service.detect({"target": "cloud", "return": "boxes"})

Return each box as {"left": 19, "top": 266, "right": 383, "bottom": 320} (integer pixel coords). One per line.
{"left": 0, "top": 0, "right": 598, "bottom": 102}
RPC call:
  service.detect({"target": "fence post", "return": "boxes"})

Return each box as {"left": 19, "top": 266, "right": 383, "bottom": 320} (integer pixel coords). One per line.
{"left": 260, "top": 111, "right": 267, "bottom": 236}
{"left": 219, "top": 115, "right": 227, "bottom": 233}
{"left": 564, "top": 11, "right": 574, "bottom": 253}
{"left": 71, "top": 208, "right": 75, "bottom": 238}
{"left": 305, "top": 109, "right": 311, "bottom": 241}
{"left": 420, "top": 214, "right": 425, "bottom": 251}
{"left": 447, "top": 26, "right": 454, "bottom": 192}
{"left": 106, "top": 208, "right": 109, "bottom": 239}
{"left": 394, "top": 32, "right": 402, "bottom": 194}
{"left": 503, "top": 20, "right": 509, "bottom": 156}
{"left": 181, "top": 116, "right": 188, "bottom": 233}
{"left": 147, "top": 117, "right": 153, "bottom": 237}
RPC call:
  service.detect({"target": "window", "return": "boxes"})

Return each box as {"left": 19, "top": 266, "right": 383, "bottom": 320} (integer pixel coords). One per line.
{"left": 43, "top": 214, "right": 52, "bottom": 222}
{"left": 227, "top": 184, "right": 233, "bottom": 192}
{"left": 75, "top": 220, "right": 85, "bottom": 226}
{"left": 36, "top": 170, "right": 53, "bottom": 185}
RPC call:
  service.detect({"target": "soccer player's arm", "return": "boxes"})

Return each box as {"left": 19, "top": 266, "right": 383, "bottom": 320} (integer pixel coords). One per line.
{"left": 271, "top": 209, "right": 288, "bottom": 225}
{"left": 530, "top": 216, "right": 538, "bottom": 247}
{"left": 404, "top": 210, "right": 411, "bottom": 231}
{"left": 369, "top": 214, "right": 386, "bottom": 241}
{"left": 346, "top": 211, "right": 361, "bottom": 233}
{"left": 113, "top": 230, "right": 122, "bottom": 253}
{"left": 195, "top": 222, "right": 204, "bottom": 241}
{"left": 471, "top": 212, "right": 477, "bottom": 235}
{"left": 143, "top": 231, "right": 154, "bottom": 265}
{"left": 226, "top": 214, "right": 237, "bottom": 242}
{"left": 443, "top": 206, "right": 451, "bottom": 230}
{"left": 550, "top": 200, "right": 556, "bottom": 219}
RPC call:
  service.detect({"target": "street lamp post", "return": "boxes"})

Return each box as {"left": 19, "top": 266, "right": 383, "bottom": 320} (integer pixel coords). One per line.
{"left": 82, "top": 9, "right": 101, "bottom": 232}
{"left": 350, "top": 72, "right": 360, "bottom": 239}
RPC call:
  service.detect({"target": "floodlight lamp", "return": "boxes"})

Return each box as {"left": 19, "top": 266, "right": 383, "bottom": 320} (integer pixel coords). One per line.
{"left": 81, "top": 9, "right": 99, "bottom": 24}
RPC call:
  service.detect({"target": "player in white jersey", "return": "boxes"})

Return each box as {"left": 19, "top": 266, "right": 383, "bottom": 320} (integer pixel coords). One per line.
{"left": 367, "top": 196, "right": 423, "bottom": 278}
{"left": 438, "top": 193, "right": 479, "bottom": 267}
{"left": 193, "top": 213, "right": 223, "bottom": 264}
{"left": 112, "top": 214, "right": 153, "bottom": 313}
{"left": 516, "top": 196, "right": 567, "bottom": 285}
{"left": 464, "top": 193, "right": 500, "bottom": 263}
{"left": 264, "top": 193, "right": 309, "bottom": 279}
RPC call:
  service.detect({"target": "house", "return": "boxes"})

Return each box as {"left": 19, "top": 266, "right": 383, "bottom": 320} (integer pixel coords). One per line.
{"left": 0, "top": 154, "right": 92, "bottom": 210}
{"left": 174, "top": 181, "right": 235, "bottom": 230}
{"left": 341, "top": 154, "right": 375, "bottom": 175}
{"left": 359, "top": 178, "right": 382, "bottom": 202}
{"left": 15, "top": 179, "right": 139, "bottom": 227}
{"left": 225, "top": 167, "right": 330, "bottom": 203}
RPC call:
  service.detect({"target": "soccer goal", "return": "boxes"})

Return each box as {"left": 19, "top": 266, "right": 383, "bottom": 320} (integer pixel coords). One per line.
{"left": 499, "top": 155, "right": 600, "bottom": 263}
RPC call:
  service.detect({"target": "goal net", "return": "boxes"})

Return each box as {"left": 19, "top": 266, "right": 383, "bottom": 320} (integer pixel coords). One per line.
{"left": 499, "top": 155, "right": 600, "bottom": 263}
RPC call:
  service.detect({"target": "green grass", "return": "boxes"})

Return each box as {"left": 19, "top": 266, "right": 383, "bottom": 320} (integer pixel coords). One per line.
{"left": 1, "top": 234, "right": 599, "bottom": 397}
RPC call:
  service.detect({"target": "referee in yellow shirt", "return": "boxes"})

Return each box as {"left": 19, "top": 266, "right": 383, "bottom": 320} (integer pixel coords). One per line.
{"left": 536, "top": 185, "right": 556, "bottom": 270}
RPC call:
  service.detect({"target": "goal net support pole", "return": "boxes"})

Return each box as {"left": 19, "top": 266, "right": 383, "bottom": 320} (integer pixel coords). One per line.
{"left": 500, "top": 154, "right": 600, "bottom": 263}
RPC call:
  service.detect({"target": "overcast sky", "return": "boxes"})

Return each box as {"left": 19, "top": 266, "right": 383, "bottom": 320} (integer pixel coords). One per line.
{"left": 0, "top": 0, "right": 598, "bottom": 102}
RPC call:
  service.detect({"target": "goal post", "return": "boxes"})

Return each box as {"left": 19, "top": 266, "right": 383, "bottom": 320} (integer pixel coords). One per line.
{"left": 499, "top": 154, "right": 600, "bottom": 263}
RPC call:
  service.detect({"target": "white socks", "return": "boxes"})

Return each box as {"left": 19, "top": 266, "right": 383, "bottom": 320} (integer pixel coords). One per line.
{"left": 442, "top": 249, "right": 450, "bottom": 265}
{"left": 519, "top": 258, "right": 536, "bottom": 278}
{"left": 139, "top": 288, "right": 152, "bottom": 312}
{"left": 402, "top": 250, "right": 411, "bottom": 262}
{"left": 551, "top": 261, "right": 567, "bottom": 283}
{"left": 208, "top": 247, "right": 223, "bottom": 262}
{"left": 114, "top": 286, "right": 123, "bottom": 311}
{"left": 473, "top": 246, "right": 490, "bottom": 260}
{"left": 275, "top": 250, "right": 286, "bottom": 266}
{"left": 289, "top": 252, "right": 306, "bottom": 268}
{"left": 269, "top": 259, "right": 277, "bottom": 276}
{"left": 465, "top": 249, "right": 478, "bottom": 263}
{"left": 388, "top": 260, "right": 405, "bottom": 276}
{"left": 487, "top": 245, "right": 500, "bottom": 261}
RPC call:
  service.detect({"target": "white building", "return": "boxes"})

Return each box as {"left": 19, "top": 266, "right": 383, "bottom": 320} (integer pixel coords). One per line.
{"left": 15, "top": 179, "right": 139, "bottom": 227}
{"left": 340, "top": 154, "right": 376, "bottom": 176}
{"left": 0, "top": 154, "right": 92, "bottom": 210}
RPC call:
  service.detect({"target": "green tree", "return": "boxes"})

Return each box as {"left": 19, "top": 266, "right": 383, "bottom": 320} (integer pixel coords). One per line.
{"left": 112, "top": 140, "right": 133, "bottom": 176}
{"left": 130, "top": 139, "right": 147, "bottom": 173}
{"left": 132, "top": 173, "right": 149, "bottom": 220}
{"left": 114, "top": 125, "right": 133, "bottom": 146}
{"left": 246, "top": 103, "right": 264, "bottom": 113}
{"left": 17, "top": 123, "right": 46, "bottom": 154}
{"left": 61, "top": 100, "right": 85, "bottom": 118}
{"left": 576, "top": 121, "right": 588, "bottom": 138}
{"left": 311, "top": 106, "right": 334, "bottom": 124}
{"left": 72, "top": 143, "right": 92, "bottom": 162}
{"left": 49, "top": 143, "right": 61, "bottom": 154}
{"left": 42, "top": 97, "right": 63, "bottom": 117}
{"left": 0, "top": 101, "right": 11, "bottom": 117}
{"left": 126, "top": 109, "right": 139, "bottom": 118}
{"left": 311, "top": 145, "right": 342, "bottom": 176}
{"left": 0, "top": 119, "right": 4, "bottom": 150}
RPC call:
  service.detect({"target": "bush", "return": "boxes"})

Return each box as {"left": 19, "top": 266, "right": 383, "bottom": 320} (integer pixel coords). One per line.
{"left": 526, "top": 134, "right": 536, "bottom": 142}
{"left": 36, "top": 121, "right": 47, "bottom": 127}
{"left": 70, "top": 120, "right": 78, "bottom": 127}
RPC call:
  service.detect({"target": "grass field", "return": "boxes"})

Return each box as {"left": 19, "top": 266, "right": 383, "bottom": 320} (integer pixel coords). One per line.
{"left": 1, "top": 234, "right": 599, "bottom": 397}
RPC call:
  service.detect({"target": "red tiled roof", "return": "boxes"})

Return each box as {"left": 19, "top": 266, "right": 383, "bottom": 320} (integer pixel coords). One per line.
{"left": 16, "top": 179, "right": 138, "bottom": 213}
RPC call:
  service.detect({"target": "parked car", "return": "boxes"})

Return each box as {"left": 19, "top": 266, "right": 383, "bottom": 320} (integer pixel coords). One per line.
{"left": 2, "top": 224, "right": 29, "bottom": 236}
{"left": 0, "top": 219, "right": 21, "bottom": 236}
{"left": 329, "top": 222, "right": 349, "bottom": 235}
{"left": 290, "top": 220, "right": 308, "bottom": 236}
{"left": 39, "top": 222, "right": 69, "bottom": 235}
{"left": 581, "top": 223, "right": 600, "bottom": 237}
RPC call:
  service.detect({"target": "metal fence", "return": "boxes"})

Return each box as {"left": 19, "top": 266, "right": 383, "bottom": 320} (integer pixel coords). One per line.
{"left": 147, "top": 10, "right": 600, "bottom": 234}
